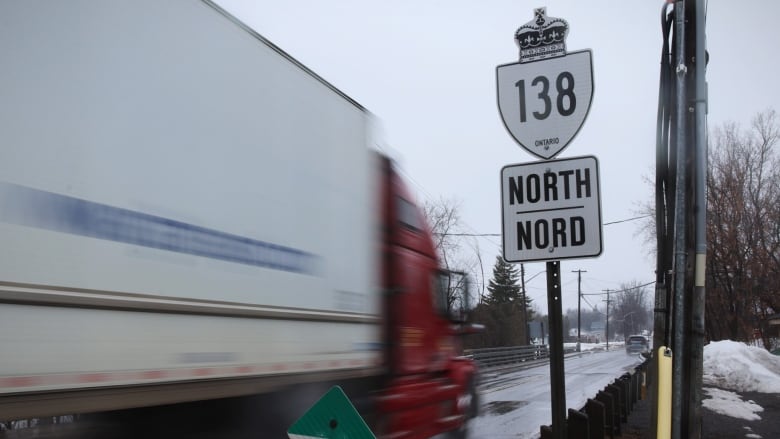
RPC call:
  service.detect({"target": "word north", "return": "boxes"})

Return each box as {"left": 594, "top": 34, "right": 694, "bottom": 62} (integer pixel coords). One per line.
{"left": 508, "top": 168, "right": 592, "bottom": 205}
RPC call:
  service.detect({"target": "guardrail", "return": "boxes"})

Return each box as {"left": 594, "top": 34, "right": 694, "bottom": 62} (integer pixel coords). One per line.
{"left": 465, "top": 344, "right": 578, "bottom": 370}
{"left": 465, "top": 345, "right": 549, "bottom": 369}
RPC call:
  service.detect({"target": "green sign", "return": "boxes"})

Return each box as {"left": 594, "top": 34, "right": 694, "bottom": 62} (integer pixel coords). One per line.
{"left": 287, "top": 386, "right": 376, "bottom": 439}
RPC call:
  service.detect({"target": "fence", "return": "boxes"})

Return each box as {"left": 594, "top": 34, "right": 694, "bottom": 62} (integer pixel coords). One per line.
{"left": 539, "top": 359, "right": 649, "bottom": 439}
{"left": 464, "top": 344, "right": 578, "bottom": 370}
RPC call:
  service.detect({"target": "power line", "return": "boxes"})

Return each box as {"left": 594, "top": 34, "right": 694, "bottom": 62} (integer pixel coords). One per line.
{"left": 580, "top": 281, "right": 656, "bottom": 296}
{"left": 387, "top": 159, "right": 503, "bottom": 251}
{"left": 397, "top": 161, "right": 504, "bottom": 253}
{"left": 436, "top": 213, "right": 653, "bottom": 237}
{"left": 581, "top": 295, "right": 600, "bottom": 310}
{"left": 427, "top": 233, "right": 511, "bottom": 237}
{"left": 602, "top": 214, "right": 652, "bottom": 226}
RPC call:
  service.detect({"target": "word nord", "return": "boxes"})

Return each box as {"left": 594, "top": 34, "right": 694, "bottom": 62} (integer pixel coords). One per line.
{"left": 508, "top": 168, "right": 591, "bottom": 205}
{"left": 517, "top": 216, "right": 585, "bottom": 250}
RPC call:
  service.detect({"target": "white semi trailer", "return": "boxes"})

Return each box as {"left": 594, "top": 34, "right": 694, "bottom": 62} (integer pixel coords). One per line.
{"left": 0, "top": 2, "right": 477, "bottom": 438}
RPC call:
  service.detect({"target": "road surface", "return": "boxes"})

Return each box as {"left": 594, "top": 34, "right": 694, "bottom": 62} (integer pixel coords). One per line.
{"left": 471, "top": 348, "right": 645, "bottom": 438}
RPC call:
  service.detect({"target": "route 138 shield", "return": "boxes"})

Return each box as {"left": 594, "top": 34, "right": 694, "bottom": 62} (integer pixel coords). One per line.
{"left": 496, "top": 8, "right": 593, "bottom": 160}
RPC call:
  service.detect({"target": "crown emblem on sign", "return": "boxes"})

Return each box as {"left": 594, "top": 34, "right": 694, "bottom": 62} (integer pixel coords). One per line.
{"left": 514, "top": 7, "right": 569, "bottom": 63}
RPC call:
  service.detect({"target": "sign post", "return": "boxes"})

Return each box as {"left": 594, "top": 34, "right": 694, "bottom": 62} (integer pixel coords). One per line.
{"left": 496, "top": 8, "right": 600, "bottom": 439}
{"left": 546, "top": 260, "right": 565, "bottom": 438}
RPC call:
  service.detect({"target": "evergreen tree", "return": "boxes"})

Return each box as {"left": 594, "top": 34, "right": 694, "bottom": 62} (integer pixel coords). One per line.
{"left": 464, "top": 255, "right": 539, "bottom": 349}
{"left": 486, "top": 255, "right": 521, "bottom": 304}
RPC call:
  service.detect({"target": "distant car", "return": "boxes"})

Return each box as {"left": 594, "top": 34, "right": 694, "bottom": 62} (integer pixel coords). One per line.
{"left": 626, "top": 335, "right": 650, "bottom": 355}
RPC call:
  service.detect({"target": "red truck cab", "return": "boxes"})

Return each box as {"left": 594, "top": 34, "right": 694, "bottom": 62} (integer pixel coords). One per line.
{"left": 377, "top": 156, "right": 478, "bottom": 438}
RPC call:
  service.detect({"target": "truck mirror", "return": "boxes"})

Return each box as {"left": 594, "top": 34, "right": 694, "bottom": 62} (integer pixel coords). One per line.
{"left": 436, "top": 270, "right": 472, "bottom": 323}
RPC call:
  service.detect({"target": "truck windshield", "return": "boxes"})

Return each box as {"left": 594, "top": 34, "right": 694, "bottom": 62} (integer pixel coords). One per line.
{"left": 397, "top": 197, "right": 423, "bottom": 232}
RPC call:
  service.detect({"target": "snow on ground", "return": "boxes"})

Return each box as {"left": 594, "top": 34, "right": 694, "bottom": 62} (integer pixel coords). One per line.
{"left": 564, "top": 342, "right": 608, "bottom": 352}
{"left": 702, "top": 340, "right": 780, "bottom": 421}
{"left": 703, "top": 340, "right": 780, "bottom": 393}
{"left": 702, "top": 387, "right": 763, "bottom": 421}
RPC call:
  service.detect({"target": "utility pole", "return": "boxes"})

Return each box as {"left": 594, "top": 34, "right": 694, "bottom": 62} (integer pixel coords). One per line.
{"left": 520, "top": 263, "right": 529, "bottom": 344}
{"left": 689, "top": 1, "right": 708, "bottom": 437}
{"left": 572, "top": 269, "right": 587, "bottom": 352}
{"left": 603, "top": 289, "right": 612, "bottom": 350}
{"left": 652, "top": 1, "right": 707, "bottom": 437}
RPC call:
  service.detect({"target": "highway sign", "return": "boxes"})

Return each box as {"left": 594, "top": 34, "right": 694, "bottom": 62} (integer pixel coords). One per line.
{"left": 497, "top": 50, "right": 593, "bottom": 160}
{"left": 288, "top": 386, "right": 375, "bottom": 439}
{"left": 500, "top": 156, "right": 602, "bottom": 262}
{"left": 496, "top": 8, "right": 593, "bottom": 159}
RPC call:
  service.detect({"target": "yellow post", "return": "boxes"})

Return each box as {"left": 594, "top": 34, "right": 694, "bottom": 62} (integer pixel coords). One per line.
{"left": 656, "top": 347, "right": 673, "bottom": 439}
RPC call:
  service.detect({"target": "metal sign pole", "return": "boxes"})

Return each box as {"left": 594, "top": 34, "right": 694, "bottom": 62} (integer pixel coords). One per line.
{"left": 546, "top": 260, "right": 566, "bottom": 439}
{"left": 671, "top": 1, "right": 689, "bottom": 438}
{"left": 496, "top": 9, "right": 599, "bottom": 439}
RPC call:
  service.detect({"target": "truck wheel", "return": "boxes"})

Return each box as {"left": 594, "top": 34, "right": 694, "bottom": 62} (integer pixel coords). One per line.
{"left": 466, "top": 376, "right": 479, "bottom": 419}
{"left": 449, "top": 376, "right": 478, "bottom": 438}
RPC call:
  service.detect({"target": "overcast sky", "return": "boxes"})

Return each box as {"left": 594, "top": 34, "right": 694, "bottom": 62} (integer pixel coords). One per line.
{"left": 214, "top": 0, "right": 780, "bottom": 315}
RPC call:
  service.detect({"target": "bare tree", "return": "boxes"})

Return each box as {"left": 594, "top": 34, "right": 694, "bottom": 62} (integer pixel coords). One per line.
{"left": 472, "top": 239, "right": 487, "bottom": 305}
{"left": 422, "top": 197, "right": 481, "bottom": 314}
{"left": 636, "top": 110, "right": 779, "bottom": 348}
{"left": 423, "top": 196, "right": 462, "bottom": 272}
{"left": 706, "top": 109, "right": 780, "bottom": 346}
{"left": 634, "top": 174, "right": 658, "bottom": 259}
{"left": 610, "top": 281, "right": 651, "bottom": 337}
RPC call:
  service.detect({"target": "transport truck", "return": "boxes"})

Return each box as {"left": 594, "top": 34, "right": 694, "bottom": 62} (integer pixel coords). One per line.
{"left": 0, "top": 1, "right": 478, "bottom": 437}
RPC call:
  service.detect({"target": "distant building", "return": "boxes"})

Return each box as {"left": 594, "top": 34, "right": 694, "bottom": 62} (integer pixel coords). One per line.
{"left": 762, "top": 313, "right": 780, "bottom": 338}
{"left": 590, "top": 321, "right": 605, "bottom": 342}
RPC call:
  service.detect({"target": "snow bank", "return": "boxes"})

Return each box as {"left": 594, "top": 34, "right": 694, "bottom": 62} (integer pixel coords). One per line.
{"left": 703, "top": 340, "right": 780, "bottom": 393}
{"left": 564, "top": 342, "right": 606, "bottom": 352}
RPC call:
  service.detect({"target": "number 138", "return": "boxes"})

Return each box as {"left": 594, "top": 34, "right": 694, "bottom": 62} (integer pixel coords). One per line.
{"left": 515, "top": 71, "right": 576, "bottom": 122}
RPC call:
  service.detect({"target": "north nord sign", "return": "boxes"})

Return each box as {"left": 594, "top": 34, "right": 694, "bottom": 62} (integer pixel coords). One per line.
{"left": 497, "top": 8, "right": 593, "bottom": 159}
{"left": 501, "top": 156, "right": 602, "bottom": 262}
